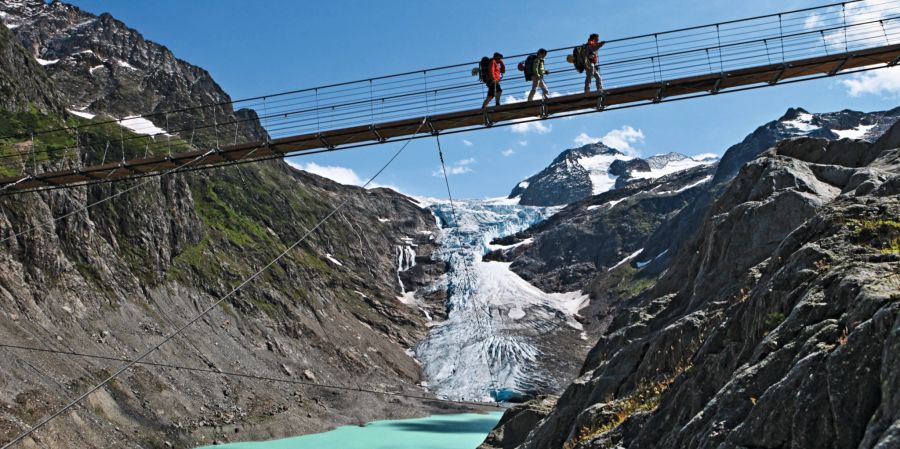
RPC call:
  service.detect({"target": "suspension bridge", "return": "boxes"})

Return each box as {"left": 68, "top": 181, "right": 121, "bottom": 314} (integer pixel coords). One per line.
{"left": 2, "top": 0, "right": 899, "bottom": 194}
{"left": 2, "top": 1, "right": 900, "bottom": 447}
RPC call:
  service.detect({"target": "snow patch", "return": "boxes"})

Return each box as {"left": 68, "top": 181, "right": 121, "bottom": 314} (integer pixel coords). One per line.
{"left": 397, "top": 291, "right": 416, "bottom": 305}
{"left": 89, "top": 64, "right": 105, "bottom": 75}
{"left": 577, "top": 153, "right": 633, "bottom": 194}
{"left": 655, "top": 175, "right": 713, "bottom": 195}
{"left": 67, "top": 109, "right": 95, "bottom": 120}
{"left": 115, "top": 59, "right": 136, "bottom": 70}
{"left": 377, "top": 217, "right": 391, "bottom": 223}
{"left": 609, "top": 249, "right": 644, "bottom": 271}
{"left": 324, "top": 253, "right": 343, "bottom": 267}
{"left": 35, "top": 57, "right": 58, "bottom": 66}
{"left": 833, "top": 124, "right": 876, "bottom": 140}
{"left": 508, "top": 308, "right": 526, "bottom": 320}
{"left": 636, "top": 249, "right": 669, "bottom": 268}
{"left": 488, "top": 237, "right": 533, "bottom": 251}
{"left": 782, "top": 112, "right": 820, "bottom": 133}
{"left": 482, "top": 196, "right": 521, "bottom": 206}
{"left": 120, "top": 116, "right": 167, "bottom": 136}
{"left": 629, "top": 158, "right": 715, "bottom": 181}
{"left": 517, "top": 181, "right": 530, "bottom": 189}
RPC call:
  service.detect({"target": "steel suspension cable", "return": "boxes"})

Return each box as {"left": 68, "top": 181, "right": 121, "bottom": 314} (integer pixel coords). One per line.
{"left": 433, "top": 133, "right": 457, "bottom": 226}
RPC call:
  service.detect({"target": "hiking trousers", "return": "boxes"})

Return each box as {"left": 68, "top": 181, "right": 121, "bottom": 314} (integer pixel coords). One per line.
{"left": 529, "top": 78, "right": 549, "bottom": 102}
{"left": 585, "top": 64, "right": 602, "bottom": 93}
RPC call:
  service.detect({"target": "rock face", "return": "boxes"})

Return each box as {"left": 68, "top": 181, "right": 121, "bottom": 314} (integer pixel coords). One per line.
{"left": 0, "top": 2, "right": 455, "bottom": 448}
{"left": 509, "top": 143, "right": 622, "bottom": 207}
{"left": 0, "top": 19, "right": 60, "bottom": 112}
{"left": 491, "top": 165, "right": 715, "bottom": 294}
{"left": 1, "top": 0, "right": 264, "bottom": 141}
{"left": 714, "top": 106, "right": 900, "bottom": 184}
{"left": 509, "top": 143, "right": 714, "bottom": 207}
{"left": 481, "top": 120, "right": 900, "bottom": 449}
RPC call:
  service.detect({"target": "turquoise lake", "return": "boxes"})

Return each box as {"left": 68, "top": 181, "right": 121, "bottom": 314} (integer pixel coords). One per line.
{"left": 199, "top": 412, "right": 504, "bottom": 449}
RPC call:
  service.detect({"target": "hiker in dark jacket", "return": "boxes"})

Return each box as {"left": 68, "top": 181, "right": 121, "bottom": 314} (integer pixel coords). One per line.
{"left": 482, "top": 52, "right": 505, "bottom": 110}
{"left": 583, "top": 33, "right": 605, "bottom": 93}
{"left": 528, "top": 48, "right": 551, "bottom": 102}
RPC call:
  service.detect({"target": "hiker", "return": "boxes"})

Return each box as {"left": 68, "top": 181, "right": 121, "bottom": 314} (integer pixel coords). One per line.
{"left": 583, "top": 33, "right": 605, "bottom": 93}
{"left": 481, "top": 52, "right": 505, "bottom": 110}
{"left": 527, "top": 49, "right": 550, "bottom": 102}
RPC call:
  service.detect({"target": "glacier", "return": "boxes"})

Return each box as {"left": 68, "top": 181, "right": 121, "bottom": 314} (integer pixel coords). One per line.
{"left": 414, "top": 200, "right": 588, "bottom": 402}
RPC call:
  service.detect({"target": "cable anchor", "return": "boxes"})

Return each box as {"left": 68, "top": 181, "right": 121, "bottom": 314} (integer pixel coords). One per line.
{"left": 316, "top": 133, "right": 335, "bottom": 150}
{"left": 369, "top": 124, "right": 386, "bottom": 142}
{"left": 426, "top": 118, "right": 439, "bottom": 136}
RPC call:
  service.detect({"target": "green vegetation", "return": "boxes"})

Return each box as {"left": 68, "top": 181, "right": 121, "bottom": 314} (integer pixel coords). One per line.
{"left": 191, "top": 180, "right": 271, "bottom": 247}
{"left": 600, "top": 263, "right": 657, "bottom": 299}
{"left": 0, "top": 109, "right": 75, "bottom": 176}
{"left": 563, "top": 371, "right": 684, "bottom": 449}
{"left": 848, "top": 218, "right": 900, "bottom": 254}
{"left": 764, "top": 312, "right": 786, "bottom": 329}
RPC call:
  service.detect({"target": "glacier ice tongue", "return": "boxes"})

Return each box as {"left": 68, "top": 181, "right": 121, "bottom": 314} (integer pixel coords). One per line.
{"left": 415, "top": 200, "right": 587, "bottom": 402}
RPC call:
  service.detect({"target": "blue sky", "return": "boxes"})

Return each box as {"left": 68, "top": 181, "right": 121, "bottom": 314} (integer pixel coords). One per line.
{"left": 67, "top": 0, "right": 900, "bottom": 198}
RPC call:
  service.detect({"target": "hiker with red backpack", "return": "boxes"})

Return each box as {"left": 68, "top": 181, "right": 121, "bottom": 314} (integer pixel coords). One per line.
{"left": 480, "top": 52, "right": 505, "bottom": 110}
{"left": 526, "top": 49, "right": 550, "bottom": 102}
{"left": 570, "top": 33, "right": 605, "bottom": 94}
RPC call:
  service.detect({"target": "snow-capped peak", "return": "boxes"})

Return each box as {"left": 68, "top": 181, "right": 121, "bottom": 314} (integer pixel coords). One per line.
{"left": 576, "top": 151, "right": 634, "bottom": 194}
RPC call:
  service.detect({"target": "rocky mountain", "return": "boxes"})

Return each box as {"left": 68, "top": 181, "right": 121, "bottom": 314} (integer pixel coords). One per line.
{"left": 714, "top": 106, "right": 900, "bottom": 183}
{"left": 509, "top": 142, "right": 714, "bottom": 207}
{"left": 0, "top": 2, "right": 462, "bottom": 448}
{"left": 1, "top": 0, "right": 264, "bottom": 142}
{"left": 480, "top": 113, "right": 900, "bottom": 449}
{"left": 511, "top": 107, "right": 900, "bottom": 209}
{"left": 0, "top": 17, "right": 59, "bottom": 112}
{"left": 489, "top": 164, "right": 714, "bottom": 295}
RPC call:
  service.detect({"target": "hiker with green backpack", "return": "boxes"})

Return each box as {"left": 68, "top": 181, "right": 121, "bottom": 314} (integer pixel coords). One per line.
{"left": 526, "top": 49, "right": 551, "bottom": 102}
{"left": 570, "top": 33, "right": 605, "bottom": 94}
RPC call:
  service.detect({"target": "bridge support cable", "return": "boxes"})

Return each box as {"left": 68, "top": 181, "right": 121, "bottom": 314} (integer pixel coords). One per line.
{"left": 431, "top": 129, "right": 458, "bottom": 226}
{"left": 0, "top": 119, "right": 430, "bottom": 449}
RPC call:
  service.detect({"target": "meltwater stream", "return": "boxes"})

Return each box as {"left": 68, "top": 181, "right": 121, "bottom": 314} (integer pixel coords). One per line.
{"left": 415, "top": 200, "right": 589, "bottom": 402}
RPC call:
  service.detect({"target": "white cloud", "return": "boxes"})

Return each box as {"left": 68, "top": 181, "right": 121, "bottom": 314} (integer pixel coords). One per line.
{"left": 574, "top": 126, "right": 646, "bottom": 156}
{"left": 805, "top": 1, "right": 900, "bottom": 51}
{"left": 841, "top": 66, "right": 900, "bottom": 97}
{"left": 433, "top": 158, "right": 476, "bottom": 177}
{"left": 692, "top": 152, "right": 720, "bottom": 161}
{"left": 510, "top": 120, "right": 552, "bottom": 134}
{"left": 462, "top": 139, "right": 474, "bottom": 147}
{"left": 501, "top": 148, "right": 515, "bottom": 157}
{"left": 574, "top": 132, "right": 600, "bottom": 147}
{"left": 518, "top": 140, "right": 528, "bottom": 147}
{"left": 287, "top": 160, "right": 402, "bottom": 191}
{"left": 288, "top": 161, "right": 363, "bottom": 185}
